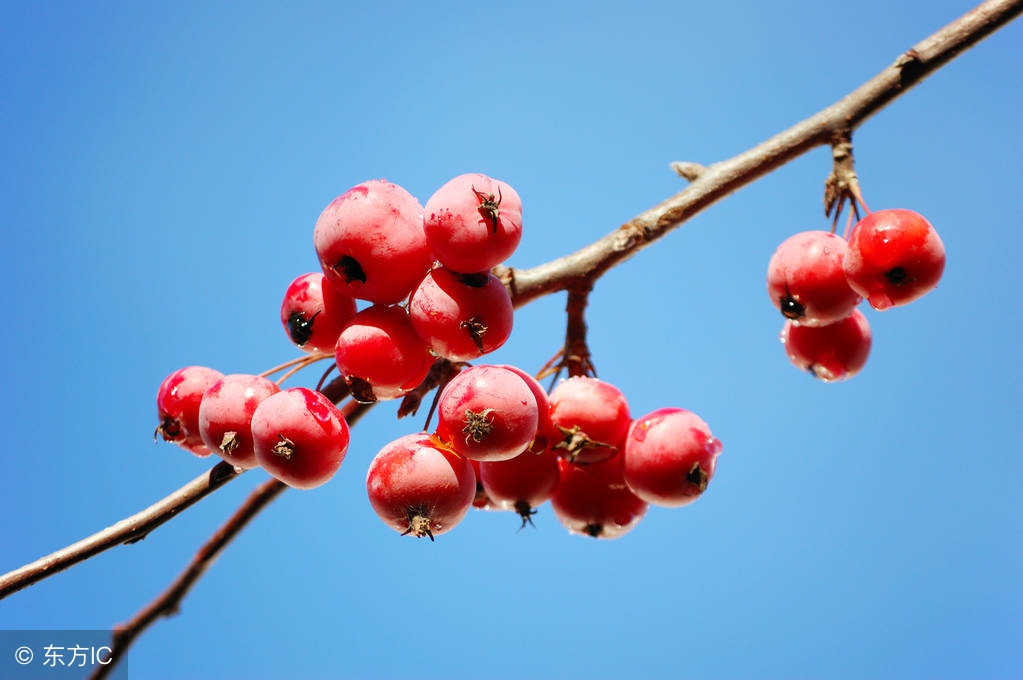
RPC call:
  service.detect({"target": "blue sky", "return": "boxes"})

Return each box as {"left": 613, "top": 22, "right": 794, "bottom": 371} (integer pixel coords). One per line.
{"left": 1, "top": 1, "right": 1020, "bottom": 679}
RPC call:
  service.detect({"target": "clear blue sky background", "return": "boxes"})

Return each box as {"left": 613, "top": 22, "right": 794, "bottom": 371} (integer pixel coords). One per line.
{"left": 1, "top": 2, "right": 1020, "bottom": 679}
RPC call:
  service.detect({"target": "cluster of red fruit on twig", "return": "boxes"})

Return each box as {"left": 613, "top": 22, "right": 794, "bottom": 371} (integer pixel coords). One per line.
{"left": 155, "top": 173, "right": 723, "bottom": 540}
{"left": 767, "top": 207, "right": 946, "bottom": 381}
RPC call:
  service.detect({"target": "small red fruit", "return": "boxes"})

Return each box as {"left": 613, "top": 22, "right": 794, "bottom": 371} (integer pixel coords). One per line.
{"left": 781, "top": 307, "right": 872, "bottom": 382}
{"left": 766, "top": 230, "right": 861, "bottom": 326}
{"left": 334, "top": 305, "right": 434, "bottom": 403}
{"left": 550, "top": 456, "right": 648, "bottom": 539}
{"left": 313, "top": 180, "right": 433, "bottom": 304}
{"left": 280, "top": 272, "right": 358, "bottom": 353}
{"left": 366, "top": 433, "right": 476, "bottom": 540}
{"left": 844, "top": 209, "right": 946, "bottom": 310}
{"left": 623, "top": 407, "right": 722, "bottom": 507}
{"left": 548, "top": 376, "right": 631, "bottom": 464}
{"left": 408, "top": 267, "right": 514, "bottom": 361}
{"left": 251, "top": 387, "right": 350, "bottom": 489}
{"left": 435, "top": 365, "right": 539, "bottom": 462}
{"left": 480, "top": 449, "right": 560, "bottom": 528}
{"left": 198, "top": 374, "right": 280, "bottom": 469}
{"left": 423, "top": 173, "right": 523, "bottom": 274}
{"left": 155, "top": 366, "right": 225, "bottom": 457}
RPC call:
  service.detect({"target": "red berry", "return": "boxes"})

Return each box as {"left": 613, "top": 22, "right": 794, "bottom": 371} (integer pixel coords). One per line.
{"left": 434, "top": 365, "right": 539, "bottom": 462}
{"left": 423, "top": 173, "right": 523, "bottom": 273}
{"left": 334, "top": 305, "right": 434, "bottom": 403}
{"left": 548, "top": 376, "right": 631, "bottom": 464}
{"left": 844, "top": 209, "right": 946, "bottom": 310}
{"left": 280, "top": 272, "right": 358, "bottom": 353}
{"left": 766, "top": 230, "right": 862, "bottom": 326}
{"left": 550, "top": 456, "right": 648, "bottom": 539}
{"left": 494, "top": 364, "right": 556, "bottom": 455}
{"left": 155, "top": 366, "right": 225, "bottom": 457}
{"left": 623, "top": 407, "right": 722, "bottom": 507}
{"left": 198, "top": 374, "right": 280, "bottom": 469}
{"left": 251, "top": 387, "right": 350, "bottom": 489}
{"left": 781, "top": 307, "right": 872, "bottom": 382}
{"left": 313, "top": 180, "right": 433, "bottom": 304}
{"left": 408, "top": 267, "right": 514, "bottom": 361}
{"left": 366, "top": 433, "right": 476, "bottom": 540}
{"left": 480, "top": 448, "right": 560, "bottom": 528}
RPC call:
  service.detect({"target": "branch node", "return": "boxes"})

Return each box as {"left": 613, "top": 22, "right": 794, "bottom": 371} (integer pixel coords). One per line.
{"left": 670, "top": 161, "right": 708, "bottom": 182}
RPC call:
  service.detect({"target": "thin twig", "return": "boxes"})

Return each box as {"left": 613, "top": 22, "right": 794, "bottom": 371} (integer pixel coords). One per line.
{"left": 89, "top": 399, "right": 372, "bottom": 680}
{"left": 496, "top": 0, "right": 1023, "bottom": 307}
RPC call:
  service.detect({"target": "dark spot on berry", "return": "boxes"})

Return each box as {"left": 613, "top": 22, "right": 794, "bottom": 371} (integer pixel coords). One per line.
{"left": 286, "top": 310, "right": 319, "bottom": 346}
{"left": 471, "top": 185, "right": 502, "bottom": 234}
{"left": 334, "top": 255, "right": 367, "bottom": 284}
{"left": 462, "top": 408, "right": 495, "bottom": 443}
{"left": 402, "top": 505, "right": 435, "bottom": 541}
{"left": 272, "top": 435, "right": 295, "bottom": 460}
{"left": 513, "top": 500, "right": 537, "bottom": 530}
{"left": 459, "top": 316, "right": 488, "bottom": 352}
{"left": 155, "top": 416, "right": 182, "bottom": 442}
{"left": 454, "top": 272, "right": 491, "bottom": 288}
{"left": 219, "top": 431, "right": 240, "bottom": 454}
{"left": 583, "top": 523, "right": 603, "bottom": 538}
{"left": 780, "top": 294, "right": 805, "bottom": 320}
{"left": 885, "top": 266, "right": 909, "bottom": 285}
{"left": 686, "top": 462, "right": 709, "bottom": 492}
{"left": 346, "top": 376, "right": 378, "bottom": 404}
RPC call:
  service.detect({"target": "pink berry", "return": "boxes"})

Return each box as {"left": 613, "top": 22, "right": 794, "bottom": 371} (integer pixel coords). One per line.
{"left": 313, "top": 180, "right": 433, "bottom": 304}
{"left": 480, "top": 448, "right": 560, "bottom": 528}
{"left": 198, "top": 374, "right": 280, "bottom": 469}
{"left": 155, "top": 366, "right": 225, "bottom": 457}
{"left": 844, "top": 209, "right": 946, "bottom": 311}
{"left": 622, "top": 407, "right": 723, "bottom": 508}
{"left": 280, "top": 272, "right": 358, "bottom": 353}
{"left": 366, "top": 433, "right": 476, "bottom": 540}
{"left": 334, "top": 305, "right": 434, "bottom": 403}
{"left": 424, "top": 173, "right": 523, "bottom": 273}
{"left": 550, "top": 456, "right": 648, "bottom": 540}
{"left": 493, "top": 364, "right": 557, "bottom": 455}
{"left": 434, "top": 365, "right": 539, "bottom": 462}
{"left": 766, "top": 230, "right": 862, "bottom": 326}
{"left": 548, "top": 376, "right": 631, "bottom": 464}
{"left": 408, "top": 268, "right": 514, "bottom": 361}
{"left": 781, "top": 307, "right": 872, "bottom": 382}
{"left": 251, "top": 387, "right": 350, "bottom": 490}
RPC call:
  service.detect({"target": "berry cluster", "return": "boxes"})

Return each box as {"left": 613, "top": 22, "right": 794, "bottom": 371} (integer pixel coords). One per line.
{"left": 767, "top": 208, "right": 945, "bottom": 381}
{"left": 155, "top": 172, "right": 723, "bottom": 541}
{"left": 368, "top": 370, "right": 723, "bottom": 540}
{"left": 157, "top": 173, "right": 521, "bottom": 490}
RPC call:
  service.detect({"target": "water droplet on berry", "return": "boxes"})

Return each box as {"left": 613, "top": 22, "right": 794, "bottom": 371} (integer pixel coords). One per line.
{"left": 705, "top": 436, "right": 723, "bottom": 456}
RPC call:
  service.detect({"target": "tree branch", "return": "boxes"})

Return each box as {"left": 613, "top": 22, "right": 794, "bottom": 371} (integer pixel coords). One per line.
{"left": 497, "top": 0, "right": 1023, "bottom": 307}
{"left": 1, "top": 0, "right": 1019, "bottom": 604}
{"left": 88, "top": 399, "right": 372, "bottom": 680}
{"left": 0, "top": 375, "right": 353, "bottom": 601}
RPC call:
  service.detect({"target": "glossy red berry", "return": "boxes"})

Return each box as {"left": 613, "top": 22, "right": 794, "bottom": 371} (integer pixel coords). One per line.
{"left": 494, "top": 364, "right": 556, "bottom": 455}
{"left": 550, "top": 456, "right": 648, "bottom": 539}
{"left": 408, "top": 268, "right": 514, "bottom": 361}
{"left": 548, "top": 376, "right": 631, "bottom": 464}
{"left": 423, "top": 173, "right": 523, "bottom": 274}
{"left": 434, "top": 365, "right": 539, "bottom": 462}
{"left": 766, "top": 230, "right": 862, "bottom": 326}
{"left": 366, "top": 433, "right": 476, "bottom": 540}
{"left": 334, "top": 305, "right": 434, "bottom": 403}
{"left": 480, "top": 448, "right": 560, "bottom": 528}
{"left": 313, "top": 180, "right": 433, "bottom": 304}
{"left": 251, "top": 387, "right": 350, "bottom": 489}
{"left": 198, "top": 374, "right": 280, "bottom": 469}
{"left": 844, "top": 209, "right": 946, "bottom": 310}
{"left": 155, "top": 366, "right": 225, "bottom": 457}
{"left": 781, "top": 307, "right": 872, "bottom": 382}
{"left": 280, "top": 272, "right": 358, "bottom": 353}
{"left": 623, "top": 408, "right": 723, "bottom": 507}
